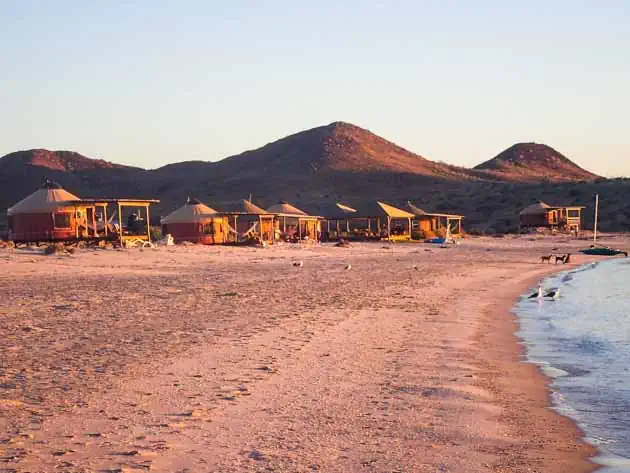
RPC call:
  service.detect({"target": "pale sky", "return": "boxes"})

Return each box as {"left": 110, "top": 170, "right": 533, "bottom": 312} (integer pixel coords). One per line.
{"left": 1, "top": 1, "right": 629, "bottom": 176}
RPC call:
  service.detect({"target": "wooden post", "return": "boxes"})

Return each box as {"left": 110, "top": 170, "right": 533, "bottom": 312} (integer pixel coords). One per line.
{"left": 103, "top": 205, "right": 108, "bottom": 237}
{"left": 408, "top": 217, "right": 411, "bottom": 239}
{"left": 146, "top": 204, "right": 151, "bottom": 242}
{"left": 117, "top": 203, "right": 123, "bottom": 243}
{"left": 91, "top": 206, "right": 96, "bottom": 238}
{"left": 387, "top": 217, "right": 392, "bottom": 242}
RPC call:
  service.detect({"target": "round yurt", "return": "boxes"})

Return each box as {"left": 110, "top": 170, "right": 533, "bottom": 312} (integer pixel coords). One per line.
{"left": 160, "top": 198, "right": 229, "bottom": 244}
{"left": 7, "top": 180, "right": 82, "bottom": 242}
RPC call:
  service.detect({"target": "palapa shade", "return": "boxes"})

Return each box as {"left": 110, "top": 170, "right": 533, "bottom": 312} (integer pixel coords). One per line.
{"left": 266, "top": 201, "right": 308, "bottom": 216}
{"left": 351, "top": 201, "right": 414, "bottom": 219}
{"left": 8, "top": 181, "right": 80, "bottom": 215}
{"left": 160, "top": 198, "right": 218, "bottom": 224}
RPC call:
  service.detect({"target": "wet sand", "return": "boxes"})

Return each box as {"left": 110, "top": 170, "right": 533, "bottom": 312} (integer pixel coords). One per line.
{"left": 1, "top": 235, "right": 620, "bottom": 472}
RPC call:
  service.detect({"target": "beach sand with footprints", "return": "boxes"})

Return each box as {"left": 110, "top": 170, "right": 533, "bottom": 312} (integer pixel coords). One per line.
{"left": 2, "top": 236, "right": 625, "bottom": 472}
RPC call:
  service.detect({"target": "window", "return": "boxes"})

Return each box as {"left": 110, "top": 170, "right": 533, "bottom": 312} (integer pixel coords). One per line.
{"left": 54, "top": 213, "right": 72, "bottom": 229}
{"left": 567, "top": 209, "right": 580, "bottom": 218}
{"left": 202, "top": 223, "right": 214, "bottom": 235}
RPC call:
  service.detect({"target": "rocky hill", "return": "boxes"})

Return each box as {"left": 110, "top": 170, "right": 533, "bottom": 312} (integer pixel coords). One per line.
{"left": 0, "top": 149, "right": 131, "bottom": 172}
{"left": 475, "top": 143, "right": 599, "bottom": 182}
{"left": 1, "top": 123, "right": 626, "bottom": 234}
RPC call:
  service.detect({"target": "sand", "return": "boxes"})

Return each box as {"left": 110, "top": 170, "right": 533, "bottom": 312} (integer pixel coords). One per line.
{"left": 2, "top": 235, "right": 623, "bottom": 472}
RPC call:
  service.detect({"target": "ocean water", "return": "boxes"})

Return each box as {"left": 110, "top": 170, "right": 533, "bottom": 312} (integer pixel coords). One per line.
{"left": 515, "top": 259, "right": 630, "bottom": 472}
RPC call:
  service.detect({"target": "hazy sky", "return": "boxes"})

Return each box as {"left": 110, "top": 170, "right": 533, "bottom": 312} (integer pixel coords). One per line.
{"left": 2, "top": 1, "right": 629, "bottom": 176}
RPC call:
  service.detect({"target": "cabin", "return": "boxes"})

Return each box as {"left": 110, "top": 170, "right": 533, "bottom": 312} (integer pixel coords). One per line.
{"left": 7, "top": 180, "right": 158, "bottom": 246}
{"left": 8, "top": 180, "right": 89, "bottom": 242}
{"left": 519, "top": 201, "right": 585, "bottom": 233}
{"left": 265, "top": 201, "right": 321, "bottom": 242}
{"left": 407, "top": 202, "right": 464, "bottom": 238}
{"left": 160, "top": 198, "right": 230, "bottom": 244}
{"left": 220, "top": 199, "right": 275, "bottom": 244}
{"left": 347, "top": 201, "right": 415, "bottom": 241}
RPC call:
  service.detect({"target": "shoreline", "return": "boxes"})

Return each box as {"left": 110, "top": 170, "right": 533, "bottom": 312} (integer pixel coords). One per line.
{"left": 482, "top": 266, "right": 598, "bottom": 472}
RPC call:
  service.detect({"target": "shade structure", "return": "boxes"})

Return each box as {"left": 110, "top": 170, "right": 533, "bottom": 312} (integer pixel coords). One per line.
{"left": 8, "top": 180, "right": 80, "bottom": 215}
{"left": 266, "top": 201, "right": 307, "bottom": 216}
{"left": 218, "top": 199, "right": 276, "bottom": 244}
{"left": 353, "top": 201, "right": 414, "bottom": 219}
{"left": 160, "top": 198, "right": 218, "bottom": 224}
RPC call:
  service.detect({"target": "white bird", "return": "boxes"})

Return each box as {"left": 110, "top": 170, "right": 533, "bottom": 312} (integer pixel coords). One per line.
{"left": 528, "top": 287, "right": 543, "bottom": 299}
{"left": 292, "top": 261, "right": 304, "bottom": 268}
{"left": 344, "top": 264, "right": 352, "bottom": 270}
{"left": 545, "top": 288, "right": 560, "bottom": 300}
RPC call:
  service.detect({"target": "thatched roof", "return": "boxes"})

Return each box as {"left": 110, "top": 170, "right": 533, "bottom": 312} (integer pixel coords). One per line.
{"left": 266, "top": 201, "right": 308, "bottom": 216}
{"left": 161, "top": 198, "right": 218, "bottom": 224}
{"left": 219, "top": 199, "right": 269, "bottom": 215}
{"left": 8, "top": 181, "right": 80, "bottom": 215}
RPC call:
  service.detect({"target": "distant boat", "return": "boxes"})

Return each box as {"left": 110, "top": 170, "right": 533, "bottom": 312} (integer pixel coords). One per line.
{"left": 580, "top": 246, "right": 628, "bottom": 257}
{"left": 580, "top": 194, "right": 628, "bottom": 257}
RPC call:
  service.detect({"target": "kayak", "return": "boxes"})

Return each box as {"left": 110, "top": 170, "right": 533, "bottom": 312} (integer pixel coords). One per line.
{"left": 580, "top": 246, "right": 628, "bottom": 257}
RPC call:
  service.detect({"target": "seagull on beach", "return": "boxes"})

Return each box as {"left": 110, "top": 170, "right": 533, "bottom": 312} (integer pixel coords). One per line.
{"left": 528, "top": 287, "right": 544, "bottom": 299}
{"left": 544, "top": 288, "right": 560, "bottom": 300}
{"left": 344, "top": 264, "right": 352, "bottom": 270}
{"left": 292, "top": 261, "right": 304, "bottom": 268}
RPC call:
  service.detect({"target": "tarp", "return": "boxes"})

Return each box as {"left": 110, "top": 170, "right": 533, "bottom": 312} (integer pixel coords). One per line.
{"left": 353, "top": 201, "right": 414, "bottom": 219}
{"left": 8, "top": 182, "right": 80, "bottom": 215}
{"left": 407, "top": 201, "right": 464, "bottom": 219}
{"left": 161, "top": 198, "right": 218, "bottom": 224}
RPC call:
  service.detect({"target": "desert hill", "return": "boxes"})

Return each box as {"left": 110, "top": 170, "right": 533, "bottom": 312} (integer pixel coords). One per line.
{"left": 1, "top": 123, "right": 627, "bottom": 233}
{"left": 475, "top": 143, "right": 599, "bottom": 182}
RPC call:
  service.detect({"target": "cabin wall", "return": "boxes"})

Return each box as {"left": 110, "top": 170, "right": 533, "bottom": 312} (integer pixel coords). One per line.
{"left": 520, "top": 213, "right": 550, "bottom": 227}
{"left": 9, "top": 212, "right": 77, "bottom": 242}
{"left": 164, "top": 217, "right": 229, "bottom": 245}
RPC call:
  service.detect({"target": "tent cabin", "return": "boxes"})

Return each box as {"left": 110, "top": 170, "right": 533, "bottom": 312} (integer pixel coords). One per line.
{"left": 219, "top": 199, "right": 275, "bottom": 244}
{"left": 519, "top": 201, "right": 585, "bottom": 233}
{"left": 351, "top": 201, "right": 415, "bottom": 241}
{"left": 7, "top": 181, "right": 158, "bottom": 245}
{"left": 407, "top": 202, "right": 464, "bottom": 238}
{"left": 160, "top": 198, "right": 230, "bottom": 244}
{"left": 265, "top": 201, "right": 321, "bottom": 242}
{"left": 8, "top": 180, "right": 83, "bottom": 242}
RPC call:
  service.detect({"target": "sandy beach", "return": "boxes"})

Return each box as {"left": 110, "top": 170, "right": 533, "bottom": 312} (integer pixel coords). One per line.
{"left": 2, "top": 235, "right": 623, "bottom": 472}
